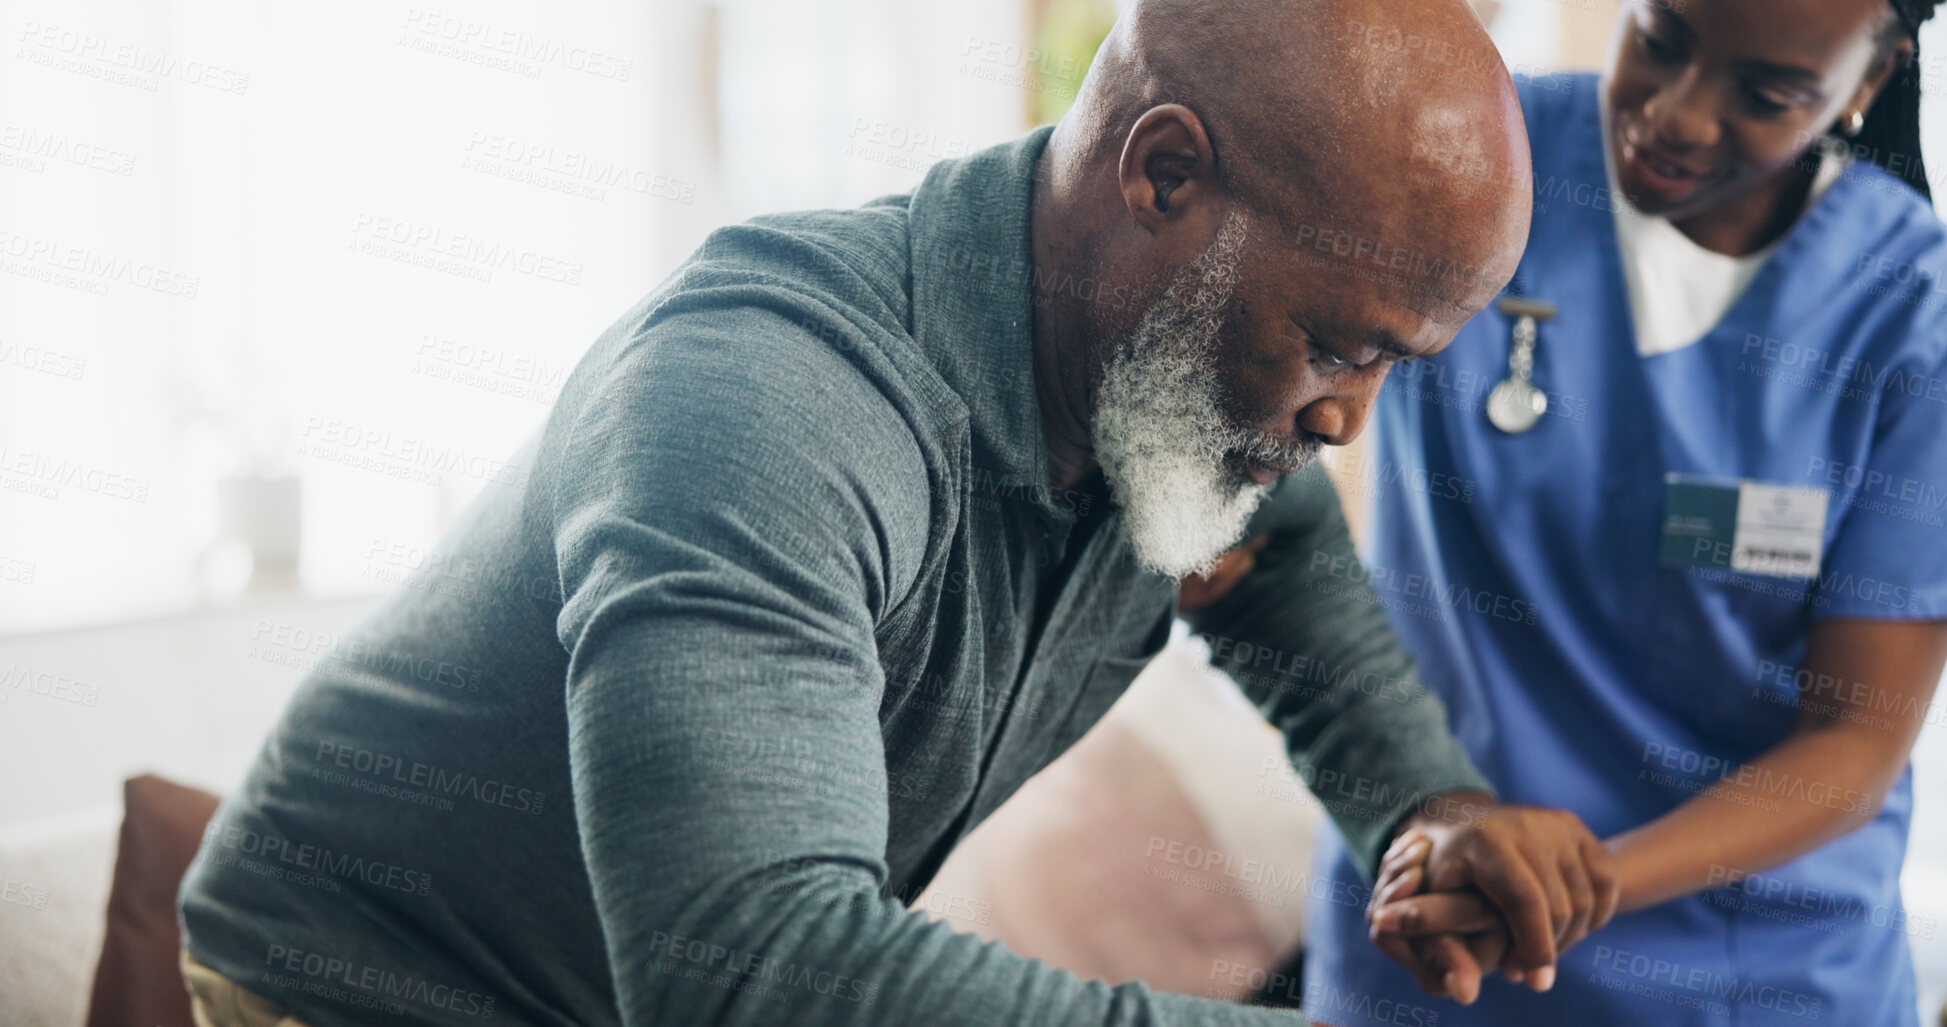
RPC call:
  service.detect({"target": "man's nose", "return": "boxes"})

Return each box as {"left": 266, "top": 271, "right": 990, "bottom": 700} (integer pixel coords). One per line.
{"left": 1296, "top": 372, "right": 1385, "bottom": 447}
{"left": 1642, "top": 71, "right": 1720, "bottom": 151}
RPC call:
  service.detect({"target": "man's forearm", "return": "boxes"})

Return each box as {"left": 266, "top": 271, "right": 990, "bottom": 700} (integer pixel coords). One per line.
{"left": 1182, "top": 466, "right": 1494, "bottom": 879}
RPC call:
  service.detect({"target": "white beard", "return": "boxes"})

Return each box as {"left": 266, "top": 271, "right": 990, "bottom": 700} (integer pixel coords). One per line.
{"left": 1093, "top": 211, "right": 1316, "bottom": 579}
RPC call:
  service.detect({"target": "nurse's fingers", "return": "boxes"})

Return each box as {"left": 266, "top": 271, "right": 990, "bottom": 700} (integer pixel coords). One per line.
{"left": 1371, "top": 930, "right": 1445, "bottom": 996}
{"left": 1525, "top": 839, "right": 1574, "bottom": 948}
{"left": 1370, "top": 929, "right": 1483, "bottom": 1003}
{"left": 1520, "top": 845, "right": 1572, "bottom": 992}
{"left": 1368, "top": 890, "right": 1502, "bottom": 936}
{"left": 1557, "top": 848, "right": 1595, "bottom": 954}
{"left": 1584, "top": 835, "right": 1623, "bottom": 931}
{"left": 1423, "top": 934, "right": 1486, "bottom": 1005}
{"left": 1463, "top": 924, "right": 1511, "bottom": 981}
{"left": 1468, "top": 851, "right": 1558, "bottom": 981}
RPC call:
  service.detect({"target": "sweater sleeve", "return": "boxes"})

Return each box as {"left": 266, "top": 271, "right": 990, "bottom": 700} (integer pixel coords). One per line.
{"left": 1182, "top": 465, "right": 1494, "bottom": 882}
{"left": 549, "top": 310, "right": 1319, "bottom": 1026}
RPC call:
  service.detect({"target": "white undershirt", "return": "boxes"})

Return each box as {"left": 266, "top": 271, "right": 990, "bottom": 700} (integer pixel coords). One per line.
{"left": 1603, "top": 103, "right": 1849, "bottom": 357}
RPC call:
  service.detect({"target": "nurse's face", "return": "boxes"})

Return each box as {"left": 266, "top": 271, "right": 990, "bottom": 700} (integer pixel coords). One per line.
{"left": 1604, "top": 0, "right": 1905, "bottom": 221}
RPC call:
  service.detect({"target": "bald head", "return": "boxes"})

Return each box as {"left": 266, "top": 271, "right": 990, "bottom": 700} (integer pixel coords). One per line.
{"left": 1052, "top": 0, "right": 1531, "bottom": 317}
{"left": 1027, "top": 0, "right": 1534, "bottom": 527}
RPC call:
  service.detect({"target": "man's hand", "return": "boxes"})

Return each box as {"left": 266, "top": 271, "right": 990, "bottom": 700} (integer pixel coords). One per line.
{"left": 1366, "top": 792, "right": 1619, "bottom": 998}
{"left": 1176, "top": 533, "right": 1269, "bottom": 612}
{"left": 1364, "top": 852, "right": 1507, "bottom": 1004}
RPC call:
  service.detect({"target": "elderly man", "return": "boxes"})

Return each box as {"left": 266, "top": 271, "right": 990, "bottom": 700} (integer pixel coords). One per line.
{"left": 179, "top": 0, "right": 1611, "bottom": 1024}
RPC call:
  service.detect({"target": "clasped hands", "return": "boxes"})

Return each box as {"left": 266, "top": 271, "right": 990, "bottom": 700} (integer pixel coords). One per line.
{"left": 1365, "top": 791, "right": 1621, "bottom": 1005}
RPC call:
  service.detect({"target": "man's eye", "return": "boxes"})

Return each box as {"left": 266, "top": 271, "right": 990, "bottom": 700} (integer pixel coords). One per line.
{"left": 1312, "top": 349, "right": 1352, "bottom": 371}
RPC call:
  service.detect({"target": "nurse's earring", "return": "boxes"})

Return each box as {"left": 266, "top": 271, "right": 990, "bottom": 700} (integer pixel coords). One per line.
{"left": 1843, "top": 110, "right": 1866, "bottom": 136}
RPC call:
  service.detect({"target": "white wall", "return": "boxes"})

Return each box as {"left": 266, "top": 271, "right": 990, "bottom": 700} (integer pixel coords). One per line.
{"left": 0, "top": 0, "right": 1035, "bottom": 636}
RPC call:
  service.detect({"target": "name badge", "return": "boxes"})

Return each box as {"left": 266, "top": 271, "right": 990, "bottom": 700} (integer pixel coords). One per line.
{"left": 1659, "top": 475, "right": 1829, "bottom": 579}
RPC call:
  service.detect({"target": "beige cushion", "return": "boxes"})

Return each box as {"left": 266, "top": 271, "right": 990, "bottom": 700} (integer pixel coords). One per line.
{"left": 916, "top": 634, "right": 1322, "bottom": 999}
{"left": 0, "top": 806, "right": 119, "bottom": 1027}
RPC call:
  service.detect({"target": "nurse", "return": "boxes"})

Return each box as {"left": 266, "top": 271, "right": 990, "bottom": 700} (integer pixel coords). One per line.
{"left": 1303, "top": 0, "right": 1947, "bottom": 1024}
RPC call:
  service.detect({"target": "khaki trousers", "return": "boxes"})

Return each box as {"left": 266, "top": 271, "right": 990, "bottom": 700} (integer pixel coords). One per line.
{"left": 180, "top": 948, "right": 312, "bottom": 1027}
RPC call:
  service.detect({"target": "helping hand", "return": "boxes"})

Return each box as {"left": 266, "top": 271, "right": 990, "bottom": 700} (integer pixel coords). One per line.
{"left": 1364, "top": 793, "right": 1620, "bottom": 1003}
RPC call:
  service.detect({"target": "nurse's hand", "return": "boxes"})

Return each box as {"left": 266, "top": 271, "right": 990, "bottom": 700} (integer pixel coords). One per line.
{"left": 1377, "top": 792, "right": 1619, "bottom": 991}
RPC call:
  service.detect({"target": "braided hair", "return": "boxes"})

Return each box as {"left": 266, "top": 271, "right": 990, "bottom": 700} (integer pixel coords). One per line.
{"left": 1851, "top": 0, "right": 1941, "bottom": 200}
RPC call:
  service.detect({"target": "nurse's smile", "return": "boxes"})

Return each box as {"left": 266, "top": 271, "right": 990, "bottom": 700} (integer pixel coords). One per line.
{"left": 1616, "top": 131, "right": 1718, "bottom": 204}
{"left": 1603, "top": 0, "right": 1910, "bottom": 255}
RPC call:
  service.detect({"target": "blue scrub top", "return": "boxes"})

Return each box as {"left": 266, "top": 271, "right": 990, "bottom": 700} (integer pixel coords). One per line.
{"left": 1305, "top": 74, "right": 1947, "bottom": 1027}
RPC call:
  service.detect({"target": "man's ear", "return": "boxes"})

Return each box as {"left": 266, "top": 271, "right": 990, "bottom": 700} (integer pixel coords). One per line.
{"left": 1117, "top": 104, "right": 1225, "bottom": 242}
